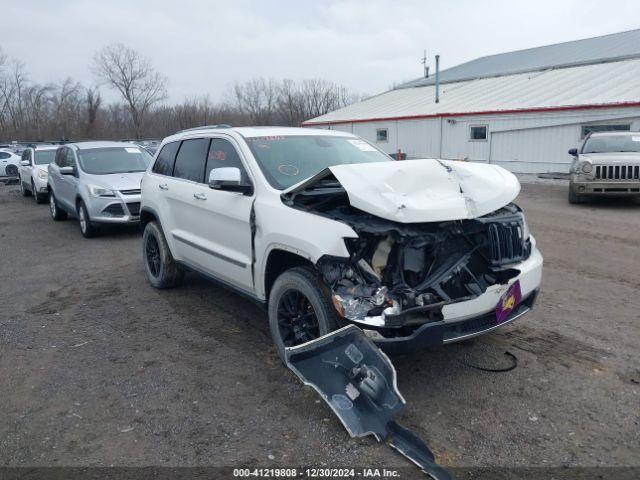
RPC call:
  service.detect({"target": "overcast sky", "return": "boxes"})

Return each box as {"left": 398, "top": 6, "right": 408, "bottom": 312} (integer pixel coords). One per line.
{"left": 2, "top": 0, "right": 640, "bottom": 103}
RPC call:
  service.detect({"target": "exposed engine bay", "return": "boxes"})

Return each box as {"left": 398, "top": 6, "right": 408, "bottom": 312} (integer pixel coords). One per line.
{"left": 285, "top": 177, "right": 531, "bottom": 330}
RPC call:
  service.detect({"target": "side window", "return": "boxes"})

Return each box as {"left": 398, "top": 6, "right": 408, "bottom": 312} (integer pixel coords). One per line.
{"left": 376, "top": 128, "right": 388, "bottom": 143}
{"left": 55, "top": 148, "right": 65, "bottom": 166}
{"left": 22, "top": 150, "right": 31, "bottom": 161}
{"left": 65, "top": 149, "right": 77, "bottom": 167}
{"left": 152, "top": 142, "right": 180, "bottom": 176}
{"left": 205, "top": 138, "right": 248, "bottom": 183}
{"left": 469, "top": 125, "right": 488, "bottom": 141}
{"left": 173, "top": 138, "right": 210, "bottom": 182}
{"left": 0, "top": 152, "right": 10, "bottom": 159}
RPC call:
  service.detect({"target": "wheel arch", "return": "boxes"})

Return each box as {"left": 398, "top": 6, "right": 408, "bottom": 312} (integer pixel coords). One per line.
{"left": 140, "top": 207, "right": 159, "bottom": 229}
{"left": 263, "top": 248, "right": 315, "bottom": 302}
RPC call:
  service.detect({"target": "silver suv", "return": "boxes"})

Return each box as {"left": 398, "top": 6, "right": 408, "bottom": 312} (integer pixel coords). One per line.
{"left": 568, "top": 131, "right": 640, "bottom": 204}
{"left": 48, "top": 141, "right": 153, "bottom": 237}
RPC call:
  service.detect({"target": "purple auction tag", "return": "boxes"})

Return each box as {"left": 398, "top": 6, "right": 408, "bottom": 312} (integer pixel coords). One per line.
{"left": 496, "top": 280, "right": 522, "bottom": 324}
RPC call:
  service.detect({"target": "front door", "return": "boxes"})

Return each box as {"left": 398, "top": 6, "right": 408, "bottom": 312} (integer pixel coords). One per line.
{"left": 166, "top": 137, "right": 254, "bottom": 292}
{"left": 57, "top": 148, "right": 79, "bottom": 211}
{"left": 19, "top": 150, "right": 31, "bottom": 186}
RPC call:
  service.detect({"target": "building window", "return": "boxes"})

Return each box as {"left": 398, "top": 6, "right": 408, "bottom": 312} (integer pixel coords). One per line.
{"left": 376, "top": 128, "right": 388, "bottom": 143}
{"left": 469, "top": 125, "right": 488, "bottom": 141}
{"left": 581, "top": 124, "right": 630, "bottom": 139}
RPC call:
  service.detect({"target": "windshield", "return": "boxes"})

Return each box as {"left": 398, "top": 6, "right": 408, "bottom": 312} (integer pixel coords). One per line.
{"left": 77, "top": 147, "right": 153, "bottom": 174}
{"left": 34, "top": 150, "right": 56, "bottom": 165}
{"left": 583, "top": 135, "right": 640, "bottom": 154}
{"left": 245, "top": 135, "right": 392, "bottom": 190}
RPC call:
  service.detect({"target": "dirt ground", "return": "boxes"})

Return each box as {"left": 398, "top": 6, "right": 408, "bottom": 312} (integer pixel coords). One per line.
{"left": 1, "top": 182, "right": 639, "bottom": 475}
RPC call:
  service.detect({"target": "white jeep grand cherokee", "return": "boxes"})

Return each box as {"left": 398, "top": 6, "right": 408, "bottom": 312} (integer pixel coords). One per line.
{"left": 140, "top": 126, "right": 543, "bottom": 360}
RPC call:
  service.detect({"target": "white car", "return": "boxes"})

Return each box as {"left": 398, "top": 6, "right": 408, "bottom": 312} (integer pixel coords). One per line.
{"left": 140, "top": 126, "right": 543, "bottom": 361}
{"left": 19, "top": 145, "right": 58, "bottom": 203}
{"left": 0, "top": 149, "right": 21, "bottom": 177}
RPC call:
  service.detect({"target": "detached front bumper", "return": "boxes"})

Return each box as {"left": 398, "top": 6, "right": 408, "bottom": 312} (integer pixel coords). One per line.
{"left": 86, "top": 193, "right": 142, "bottom": 224}
{"left": 364, "top": 246, "right": 544, "bottom": 355}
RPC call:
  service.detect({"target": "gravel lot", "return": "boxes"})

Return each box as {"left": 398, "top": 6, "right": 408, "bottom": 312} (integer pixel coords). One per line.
{"left": 1, "top": 182, "right": 639, "bottom": 475}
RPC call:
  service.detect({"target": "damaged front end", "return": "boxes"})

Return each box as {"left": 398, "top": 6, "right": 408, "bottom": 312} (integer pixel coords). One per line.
{"left": 285, "top": 174, "right": 532, "bottom": 339}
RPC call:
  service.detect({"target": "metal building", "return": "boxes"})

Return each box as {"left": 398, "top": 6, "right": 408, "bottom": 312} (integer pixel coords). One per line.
{"left": 303, "top": 29, "right": 640, "bottom": 173}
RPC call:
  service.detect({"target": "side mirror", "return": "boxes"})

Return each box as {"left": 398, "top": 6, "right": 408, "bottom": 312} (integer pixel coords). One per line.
{"left": 20, "top": 160, "right": 31, "bottom": 166}
{"left": 59, "top": 166, "right": 75, "bottom": 175}
{"left": 208, "top": 167, "right": 253, "bottom": 195}
{"left": 568, "top": 148, "right": 578, "bottom": 156}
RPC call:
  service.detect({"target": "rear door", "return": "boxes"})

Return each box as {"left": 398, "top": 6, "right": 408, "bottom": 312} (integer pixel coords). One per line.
{"left": 145, "top": 141, "right": 180, "bottom": 241}
{"left": 0, "top": 151, "right": 11, "bottom": 175}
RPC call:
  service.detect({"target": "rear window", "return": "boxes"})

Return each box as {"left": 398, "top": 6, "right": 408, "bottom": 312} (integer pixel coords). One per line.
{"left": 152, "top": 142, "right": 180, "bottom": 176}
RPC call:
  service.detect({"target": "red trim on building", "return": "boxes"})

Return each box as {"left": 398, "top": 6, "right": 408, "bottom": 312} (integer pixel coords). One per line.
{"left": 301, "top": 102, "right": 640, "bottom": 126}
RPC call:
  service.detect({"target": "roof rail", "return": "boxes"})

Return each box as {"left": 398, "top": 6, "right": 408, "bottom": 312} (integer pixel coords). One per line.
{"left": 177, "top": 124, "right": 233, "bottom": 134}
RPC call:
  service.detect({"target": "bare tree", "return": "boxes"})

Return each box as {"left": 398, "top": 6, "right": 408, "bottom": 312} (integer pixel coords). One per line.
{"left": 1, "top": 43, "right": 360, "bottom": 140}
{"left": 51, "top": 78, "right": 83, "bottom": 140}
{"left": 85, "top": 86, "right": 102, "bottom": 137}
{"left": 232, "top": 78, "right": 280, "bottom": 125}
{"left": 0, "top": 60, "right": 32, "bottom": 136}
{"left": 92, "top": 43, "right": 167, "bottom": 138}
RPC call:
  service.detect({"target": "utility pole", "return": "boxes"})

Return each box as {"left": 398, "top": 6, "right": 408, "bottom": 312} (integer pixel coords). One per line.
{"left": 435, "top": 54, "right": 440, "bottom": 103}
{"left": 421, "top": 50, "right": 429, "bottom": 78}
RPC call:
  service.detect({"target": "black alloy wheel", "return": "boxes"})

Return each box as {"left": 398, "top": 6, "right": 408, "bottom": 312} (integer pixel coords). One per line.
{"left": 276, "top": 289, "right": 321, "bottom": 347}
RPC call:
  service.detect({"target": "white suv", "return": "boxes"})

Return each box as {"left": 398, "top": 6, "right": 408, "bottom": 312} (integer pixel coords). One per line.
{"left": 19, "top": 144, "right": 58, "bottom": 203}
{"left": 140, "top": 126, "right": 543, "bottom": 360}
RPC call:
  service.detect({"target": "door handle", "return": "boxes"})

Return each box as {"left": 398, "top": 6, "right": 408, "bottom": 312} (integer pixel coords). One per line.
{"left": 193, "top": 192, "right": 207, "bottom": 200}
{"left": 158, "top": 184, "right": 168, "bottom": 190}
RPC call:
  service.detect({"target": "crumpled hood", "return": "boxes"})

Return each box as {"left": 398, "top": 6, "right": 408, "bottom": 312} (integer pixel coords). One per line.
{"left": 283, "top": 159, "right": 520, "bottom": 223}
{"left": 84, "top": 171, "right": 144, "bottom": 191}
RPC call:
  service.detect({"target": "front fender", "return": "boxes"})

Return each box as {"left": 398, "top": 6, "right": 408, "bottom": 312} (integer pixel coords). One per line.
{"left": 253, "top": 198, "right": 358, "bottom": 299}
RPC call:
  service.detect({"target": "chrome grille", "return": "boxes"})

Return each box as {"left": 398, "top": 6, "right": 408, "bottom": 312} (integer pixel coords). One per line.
{"left": 120, "top": 189, "right": 141, "bottom": 195}
{"left": 488, "top": 221, "right": 528, "bottom": 265}
{"left": 595, "top": 164, "right": 640, "bottom": 180}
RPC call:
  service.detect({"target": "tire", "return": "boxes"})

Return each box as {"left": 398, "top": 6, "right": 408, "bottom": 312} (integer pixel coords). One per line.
{"left": 5, "top": 164, "right": 18, "bottom": 177}
{"left": 568, "top": 187, "right": 584, "bottom": 204}
{"left": 142, "top": 221, "right": 184, "bottom": 289}
{"left": 49, "top": 191, "right": 68, "bottom": 221}
{"left": 77, "top": 200, "right": 98, "bottom": 238}
{"left": 20, "top": 179, "right": 32, "bottom": 197}
{"left": 268, "top": 266, "right": 339, "bottom": 364}
{"left": 32, "top": 181, "right": 46, "bottom": 203}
